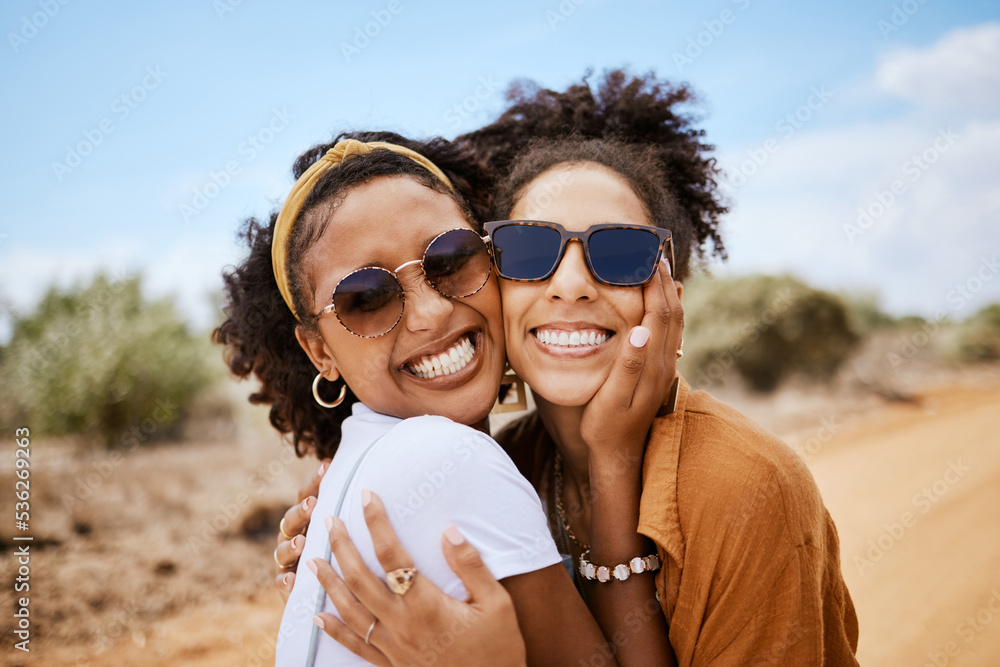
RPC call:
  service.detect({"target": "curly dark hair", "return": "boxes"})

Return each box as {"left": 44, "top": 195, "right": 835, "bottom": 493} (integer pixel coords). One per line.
{"left": 213, "top": 131, "right": 490, "bottom": 459}
{"left": 459, "top": 69, "right": 727, "bottom": 281}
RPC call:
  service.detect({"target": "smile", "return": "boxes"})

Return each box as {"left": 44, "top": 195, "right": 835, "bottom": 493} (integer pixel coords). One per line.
{"left": 404, "top": 333, "right": 476, "bottom": 379}
{"left": 533, "top": 328, "right": 610, "bottom": 348}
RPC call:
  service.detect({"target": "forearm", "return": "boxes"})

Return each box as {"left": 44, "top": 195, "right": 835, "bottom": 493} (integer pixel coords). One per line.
{"left": 585, "top": 459, "right": 674, "bottom": 666}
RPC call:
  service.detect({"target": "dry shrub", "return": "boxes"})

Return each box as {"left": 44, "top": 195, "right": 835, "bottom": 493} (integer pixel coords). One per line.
{"left": 682, "top": 274, "right": 860, "bottom": 391}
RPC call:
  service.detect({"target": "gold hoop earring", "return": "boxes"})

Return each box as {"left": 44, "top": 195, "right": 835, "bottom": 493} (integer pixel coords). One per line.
{"left": 312, "top": 373, "right": 347, "bottom": 408}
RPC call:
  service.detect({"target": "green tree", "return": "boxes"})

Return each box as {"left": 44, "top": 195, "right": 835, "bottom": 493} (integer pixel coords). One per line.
{"left": 0, "top": 274, "right": 216, "bottom": 446}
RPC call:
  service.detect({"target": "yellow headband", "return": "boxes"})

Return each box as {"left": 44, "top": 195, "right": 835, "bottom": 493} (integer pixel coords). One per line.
{"left": 271, "top": 139, "right": 455, "bottom": 321}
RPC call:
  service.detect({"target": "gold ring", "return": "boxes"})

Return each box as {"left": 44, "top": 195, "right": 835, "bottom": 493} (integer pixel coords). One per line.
{"left": 385, "top": 567, "right": 417, "bottom": 595}
{"left": 365, "top": 619, "right": 377, "bottom": 645}
{"left": 273, "top": 547, "right": 288, "bottom": 569}
{"left": 279, "top": 517, "right": 294, "bottom": 541}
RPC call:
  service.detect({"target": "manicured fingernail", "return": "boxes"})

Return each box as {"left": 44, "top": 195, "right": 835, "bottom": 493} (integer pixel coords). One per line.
{"left": 660, "top": 256, "right": 672, "bottom": 276}
{"left": 444, "top": 523, "right": 465, "bottom": 545}
{"left": 324, "top": 516, "right": 334, "bottom": 532}
{"left": 302, "top": 497, "right": 313, "bottom": 512}
{"left": 306, "top": 559, "right": 318, "bottom": 575}
{"left": 629, "top": 326, "right": 650, "bottom": 348}
{"left": 281, "top": 572, "right": 293, "bottom": 587}
{"left": 312, "top": 615, "right": 325, "bottom": 630}
{"left": 361, "top": 489, "right": 372, "bottom": 507}
{"left": 317, "top": 461, "right": 328, "bottom": 476}
{"left": 292, "top": 535, "right": 303, "bottom": 550}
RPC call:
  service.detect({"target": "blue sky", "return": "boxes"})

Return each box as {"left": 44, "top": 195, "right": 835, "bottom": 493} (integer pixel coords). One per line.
{"left": 2, "top": 0, "right": 999, "bottom": 339}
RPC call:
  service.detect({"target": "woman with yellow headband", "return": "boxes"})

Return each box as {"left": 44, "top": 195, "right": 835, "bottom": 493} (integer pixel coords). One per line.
{"left": 264, "top": 71, "right": 859, "bottom": 666}
{"left": 217, "top": 129, "right": 679, "bottom": 665}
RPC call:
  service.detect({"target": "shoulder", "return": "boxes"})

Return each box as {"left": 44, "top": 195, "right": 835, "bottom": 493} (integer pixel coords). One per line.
{"left": 361, "top": 415, "right": 531, "bottom": 499}
{"left": 672, "top": 390, "right": 826, "bottom": 548}
{"left": 377, "top": 415, "right": 500, "bottom": 461}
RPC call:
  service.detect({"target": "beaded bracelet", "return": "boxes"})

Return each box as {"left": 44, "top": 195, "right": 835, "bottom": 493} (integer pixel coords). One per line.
{"left": 578, "top": 549, "right": 662, "bottom": 582}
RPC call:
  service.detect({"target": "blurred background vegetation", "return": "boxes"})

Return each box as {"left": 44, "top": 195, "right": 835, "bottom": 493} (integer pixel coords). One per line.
{"left": 0, "top": 274, "right": 219, "bottom": 447}
{"left": 681, "top": 273, "right": 1000, "bottom": 392}
{"left": 1, "top": 271, "right": 998, "bottom": 449}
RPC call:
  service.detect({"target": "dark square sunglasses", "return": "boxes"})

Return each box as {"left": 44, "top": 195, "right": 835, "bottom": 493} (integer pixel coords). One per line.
{"left": 484, "top": 220, "right": 674, "bottom": 287}
{"left": 315, "top": 228, "right": 492, "bottom": 338}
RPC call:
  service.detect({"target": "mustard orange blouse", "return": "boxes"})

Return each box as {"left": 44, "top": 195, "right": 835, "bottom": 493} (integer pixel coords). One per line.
{"left": 497, "top": 377, "right": 860, "bottom": 666}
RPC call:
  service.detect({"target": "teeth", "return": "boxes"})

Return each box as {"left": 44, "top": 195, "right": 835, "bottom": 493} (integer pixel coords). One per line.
{"left": 534, "top": 329, "right": 609, "bottom": 348}
{"left": 407, "top": 335, "right": 476, "bottom": 378}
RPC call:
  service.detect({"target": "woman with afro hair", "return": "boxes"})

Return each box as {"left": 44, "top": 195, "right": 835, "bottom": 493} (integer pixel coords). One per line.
{"left": 267, "top": 70, "right": 860, "bottom": 666}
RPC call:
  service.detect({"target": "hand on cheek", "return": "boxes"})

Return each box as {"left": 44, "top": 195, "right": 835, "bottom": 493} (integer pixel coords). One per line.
{"left": 580, "top": 263, "right": 683, "bottom": 460}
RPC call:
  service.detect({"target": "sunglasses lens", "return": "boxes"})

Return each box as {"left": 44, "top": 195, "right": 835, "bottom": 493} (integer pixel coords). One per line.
{"left": 423, "top": 229, "right": 492, "bottom": 298}
{"left": 333, "top": 268, "right": 403, "bottom": 337}
{"left": 490, "top": 224, "right": 562, "bottom": 280}
{"left": 588, "top": 228, "right": 662, "bottom": 285}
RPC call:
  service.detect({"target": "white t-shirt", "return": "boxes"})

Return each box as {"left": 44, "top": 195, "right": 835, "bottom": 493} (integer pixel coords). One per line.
{"left": 275, "top": 403, "right": 560, "bottom": 667}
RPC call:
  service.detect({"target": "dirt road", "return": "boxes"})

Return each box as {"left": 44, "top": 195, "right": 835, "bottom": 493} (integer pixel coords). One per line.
{"left": 807, "top": 386, "right": 1000, "bottom": 667}
{"left": 15, "top": 383, "right": 1000, "bottom": 666}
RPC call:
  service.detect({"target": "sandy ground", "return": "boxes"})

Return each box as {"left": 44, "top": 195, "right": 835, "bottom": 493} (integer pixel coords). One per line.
{"left": 4, "top": 374, "right": 1000, "bottom": 666}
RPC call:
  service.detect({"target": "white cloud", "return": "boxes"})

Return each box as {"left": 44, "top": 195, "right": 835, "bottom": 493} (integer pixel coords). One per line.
{"left": 716, "top": 116, "right": 1000, "bottom": 319}
{"left": 711, "top": 22, "right": 1000, "bottom": 319}
{"left": 877, "top": 22, "right": 1000, "bottom": 111}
